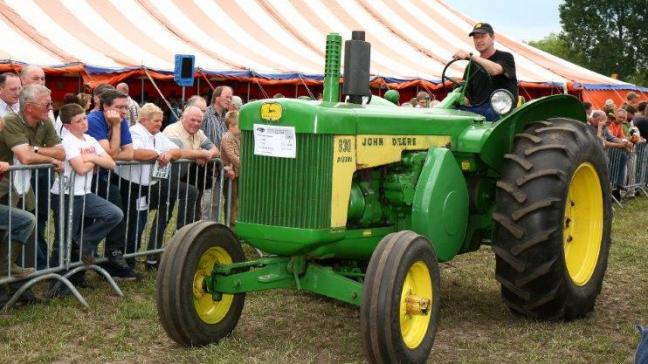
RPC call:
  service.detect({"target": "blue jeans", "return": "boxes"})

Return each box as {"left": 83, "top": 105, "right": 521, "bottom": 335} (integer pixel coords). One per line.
{"left": 607, "top": 148, "right": 628, "bottom": 190}
{"left": 120, "top": 176, "right": 198, "bottom": 263}
{"left": 636, "top": 326, "right": 648, "bottom": 364}
{"left": 30, "top": 169, "right": 54, "bottom": 269}
{"left": 460, "top": 103, "right": 499, "bottom": 121}
{"left": 0, "top": 204, "right": 36, "bottom": 245}
{"left": 92, "top": 173, "right": 128, "bottom": 258}
{"left": 50, "top": 193, "right": 123, "bottom": 265}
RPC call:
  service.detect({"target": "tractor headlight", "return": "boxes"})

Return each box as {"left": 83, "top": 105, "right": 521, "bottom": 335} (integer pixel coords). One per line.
{"left": 490, "top": 89, "right": 514, "bottom": 116}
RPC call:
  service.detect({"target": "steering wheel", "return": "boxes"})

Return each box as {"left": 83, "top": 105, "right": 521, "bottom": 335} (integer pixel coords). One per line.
{"left": 441, "top": 58, "right": 492, "bottom": 106}
{"left": 441, "top": 58, "right": 465, "bottom": 90}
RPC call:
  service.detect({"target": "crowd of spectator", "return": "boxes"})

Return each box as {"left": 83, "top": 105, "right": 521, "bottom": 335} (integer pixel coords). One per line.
{"left": 0, "top": 66, "right": 242, "bottom": 305}
{"left": 585, "top": 92, "right": 648, "bottom": 200}
{"left": 399, "top": 90, "right": 441, "bottom": 108}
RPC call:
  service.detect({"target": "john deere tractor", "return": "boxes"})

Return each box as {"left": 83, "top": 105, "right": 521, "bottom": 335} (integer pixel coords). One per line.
{"left": 157, "top": 32, "right": 611, "bottom": 363}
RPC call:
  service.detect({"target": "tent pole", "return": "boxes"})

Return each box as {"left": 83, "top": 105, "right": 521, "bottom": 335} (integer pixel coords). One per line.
{"left": 295, "top": 84, "right": 298, "bottom": 98}
{"left": 521, "top": 85, "right": 532, "bottom": 101}
{"left": 143, "top": 66, "right": 178, "bottom": 120}
{"left": 251, "top": 72, "right": 268, "bottom": 99}
{"left": 297, "top": 74, "right": 315, "bottom": 100}
{"left": 421, "top": 82, "right": 434, "bottom": 97}
{"left": 198, "top": 69, "right": 216, "bottom": 92}
{"left": 247, "top": 82, "right": 251, "bottom": 101}
{"left": 140, "top": 77, "right": 144, "bottom": 104}
{"left": 611, "top": 88, "right": 625, "bottom": 106}
{"left": 197, "top": 76, "right": 201, "bottom": 97}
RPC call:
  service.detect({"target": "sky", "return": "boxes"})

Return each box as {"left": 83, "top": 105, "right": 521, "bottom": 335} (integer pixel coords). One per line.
{"left": 444, "top": 0, "right": 563, "bottom": 42}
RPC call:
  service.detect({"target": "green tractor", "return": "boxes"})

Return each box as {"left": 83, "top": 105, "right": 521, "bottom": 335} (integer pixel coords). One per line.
{"left": 157, "top": 31, "right": 611, "bottom": 363}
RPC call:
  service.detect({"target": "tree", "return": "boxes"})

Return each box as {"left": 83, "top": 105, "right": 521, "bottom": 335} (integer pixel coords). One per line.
{"left": 558, "top": 0, "right": 648, "bottom": 85}
{"left": 527, "top": 33, "right": 586, "bottom": 67}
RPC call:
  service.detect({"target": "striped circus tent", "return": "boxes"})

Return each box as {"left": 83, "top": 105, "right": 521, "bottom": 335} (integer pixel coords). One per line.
{"left": 0, "top": 0, "right": 644, "bottom": 106}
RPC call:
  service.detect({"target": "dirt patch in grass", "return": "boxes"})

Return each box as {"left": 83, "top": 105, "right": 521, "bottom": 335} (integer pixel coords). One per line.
{"left": 1, "top": 198, "right": 647, "bottom": 363}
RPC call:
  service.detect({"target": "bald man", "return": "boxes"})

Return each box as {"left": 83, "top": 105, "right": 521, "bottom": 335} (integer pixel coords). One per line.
{"left": 163, "top": 105, "right": 220, "bottom": 220}
{"left": 163, "top": 105, "right": 219, "bottom": 160}
{"left": 19, "top": 65, "right": 46, "bottom": 87}
{"left": 20, "top": 65, "right": 54, "bottom": 123}
{"left": 116, "top": 82, "right": 140, "bottom": 126}
{"left": 185, "top": 95, "right": 207, "bottom": 113}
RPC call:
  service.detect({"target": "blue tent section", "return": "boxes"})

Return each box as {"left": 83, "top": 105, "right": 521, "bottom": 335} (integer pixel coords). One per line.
{"left": 576, "top": 83, "right": 648, "bottom": 92}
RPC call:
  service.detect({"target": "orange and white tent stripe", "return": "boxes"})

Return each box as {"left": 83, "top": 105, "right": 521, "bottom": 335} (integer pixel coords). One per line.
{"left": 0, "top": 0, "right": 634, "bottom": 87}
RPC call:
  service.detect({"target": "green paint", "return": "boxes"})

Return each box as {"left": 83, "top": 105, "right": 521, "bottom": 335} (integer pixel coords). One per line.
{"left": 411, "top": 148, "right": 469, "bottom": 261}
{"left": 383, "top": 152, "right": 427, "bottom": 207}
{"left": 208, "top": 257, "right": 363, "bottom": 306}
{"left": 234, "top": 223, "right": 345, "bottom": 256}
{"left": 238, "top": 132, "right": 333, "bottom": 229}
{"left": 323, "top": 33, "right": 342, "bottom": 104}
{"left": 348, "top": 170, "right": 383, "bottom": 227}
{"left": 309, "top": 226, "right": 397, "bottom": 259}
{"left": 346, "top": 184, "right": 365, "bottom": 221}
{"left": 463, "top": 94, "right": 586, "bottom": 172}
{"left": 231, "top": 32, "right": 586, "bottom": 305}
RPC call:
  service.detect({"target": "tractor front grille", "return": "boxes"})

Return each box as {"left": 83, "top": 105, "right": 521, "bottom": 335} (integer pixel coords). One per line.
{"left": 238, "top": 131, "right": 333, "bottom": 229}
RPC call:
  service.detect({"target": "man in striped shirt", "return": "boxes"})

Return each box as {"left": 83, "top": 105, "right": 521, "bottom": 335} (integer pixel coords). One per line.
{"left": 201, "top": 86, "right": 232, "bottom": 148}
{"left": 199, "top": 86, "right": 232, "bottom": 220}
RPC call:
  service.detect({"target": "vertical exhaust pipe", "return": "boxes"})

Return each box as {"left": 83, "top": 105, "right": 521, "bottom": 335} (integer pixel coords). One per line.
{"left": 343, "top": 31, "right": 371, "bottom": 104}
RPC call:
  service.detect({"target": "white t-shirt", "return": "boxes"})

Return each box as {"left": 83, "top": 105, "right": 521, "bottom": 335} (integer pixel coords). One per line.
{"left": 51, "top": 133, "right": 105, "bottom": 196}
{"left": 116, "top": 122, "right": 179, "bottom": 186}
{"left": 54, "top": 115, "right": 70, "bottom": 139}
{"left": 0, "top": 99, "right": 19, "bottom": 117}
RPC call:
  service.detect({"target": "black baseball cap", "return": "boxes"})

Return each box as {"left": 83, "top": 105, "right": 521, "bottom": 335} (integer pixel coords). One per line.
{"left": 469, "top": 22, "right": 494, "bottom": 36}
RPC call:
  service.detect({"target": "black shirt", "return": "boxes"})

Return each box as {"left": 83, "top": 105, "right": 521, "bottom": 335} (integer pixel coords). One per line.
{"left": 465, "top": 50, "right": 518, "bottom": 105}
{"left": 634, "top": 116, "right": 648, "bottom": 139}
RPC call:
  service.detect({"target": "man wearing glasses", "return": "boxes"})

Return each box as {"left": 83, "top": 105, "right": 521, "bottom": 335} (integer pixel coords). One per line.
{"left": 87, "top": 89, "right": 140, "bottom": 281}
{"left": 0, "top": 84, "right": 64, "bottom": 305}
{"left": 0, "top": 84, "right": 64, "bottom": 210}
{"left": 20, "top": 66, "right": 57, "bottom": 270}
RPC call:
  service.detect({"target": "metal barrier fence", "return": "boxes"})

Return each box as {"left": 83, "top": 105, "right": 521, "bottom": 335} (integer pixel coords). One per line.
{"left": 631, "top": 143, "right": 648, "bottom": 196}
{"left": 606, "top": 143, "right": 648, "bottom": 207}
{"left": 1, "top": 158, "right": 230, "bottom": 309}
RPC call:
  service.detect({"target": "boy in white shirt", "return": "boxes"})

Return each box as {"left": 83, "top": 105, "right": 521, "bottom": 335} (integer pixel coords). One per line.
{"left": 50, "top": 104, "right": 123, "bottom": 267}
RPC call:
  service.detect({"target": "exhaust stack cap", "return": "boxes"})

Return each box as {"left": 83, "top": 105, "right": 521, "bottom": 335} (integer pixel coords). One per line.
{"left": 343, "top": 30, "right": 371, "bottom": 105}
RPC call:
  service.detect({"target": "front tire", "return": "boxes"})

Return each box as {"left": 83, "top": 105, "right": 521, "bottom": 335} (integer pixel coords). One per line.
{"left": 156, "top": 221, "right": 246, "bottom": 346}
{"left": 361, "top": 231, "right": 441, "bottom": 363}
{"left": 493, "top": 117, "right": 612, "bottom": 320}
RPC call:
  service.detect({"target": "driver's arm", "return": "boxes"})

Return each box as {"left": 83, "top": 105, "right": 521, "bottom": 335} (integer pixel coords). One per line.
{"left": 470, "top": 55, "right": 504, "bottom": 76}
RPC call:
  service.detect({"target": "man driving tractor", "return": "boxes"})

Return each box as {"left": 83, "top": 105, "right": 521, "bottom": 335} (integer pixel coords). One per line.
{"left": 453, "top": 22, "right": 518, "bottom": 121}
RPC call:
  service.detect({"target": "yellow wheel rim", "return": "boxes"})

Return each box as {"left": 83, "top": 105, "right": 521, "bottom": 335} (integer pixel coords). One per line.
{"left": 399, "top": 261, "right": 433, "bottom": 349}
{"left": 193, "top": 246, "right": 234, "bottom": 324}
{"left": 563, "top": 162, "right": 604, "bottom": 286}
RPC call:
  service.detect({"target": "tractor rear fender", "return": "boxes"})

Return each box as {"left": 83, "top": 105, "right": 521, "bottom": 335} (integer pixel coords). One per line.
{"left": 412, "top": 147, "right": 468, "bottom": 262}
{"left": 458, "top": 94, "right": 586, "bottom": 173}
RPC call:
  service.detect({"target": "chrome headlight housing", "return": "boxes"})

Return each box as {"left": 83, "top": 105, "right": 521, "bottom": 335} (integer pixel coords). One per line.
{"left": 490, "top": 89, "right": 515, "bottom": 116}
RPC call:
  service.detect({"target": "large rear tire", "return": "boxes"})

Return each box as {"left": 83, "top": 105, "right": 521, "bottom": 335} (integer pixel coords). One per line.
{"left": 156, "top": 221, "right": 246, "bottom": 346}
{"left": 361, "top": 231, "right": 441, "bottom": 363}
{"left": 493, "top": 117, "right": 612, "bottom": 320}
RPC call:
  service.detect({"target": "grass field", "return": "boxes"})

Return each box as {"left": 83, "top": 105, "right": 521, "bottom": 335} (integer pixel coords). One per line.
{"left": 1, "top": 197, "right": 647, "bottom": 363}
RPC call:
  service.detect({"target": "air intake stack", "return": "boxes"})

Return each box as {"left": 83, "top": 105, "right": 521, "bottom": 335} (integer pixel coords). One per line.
{"left": 323, "top": 33, "right": 342, "bottom": 103}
